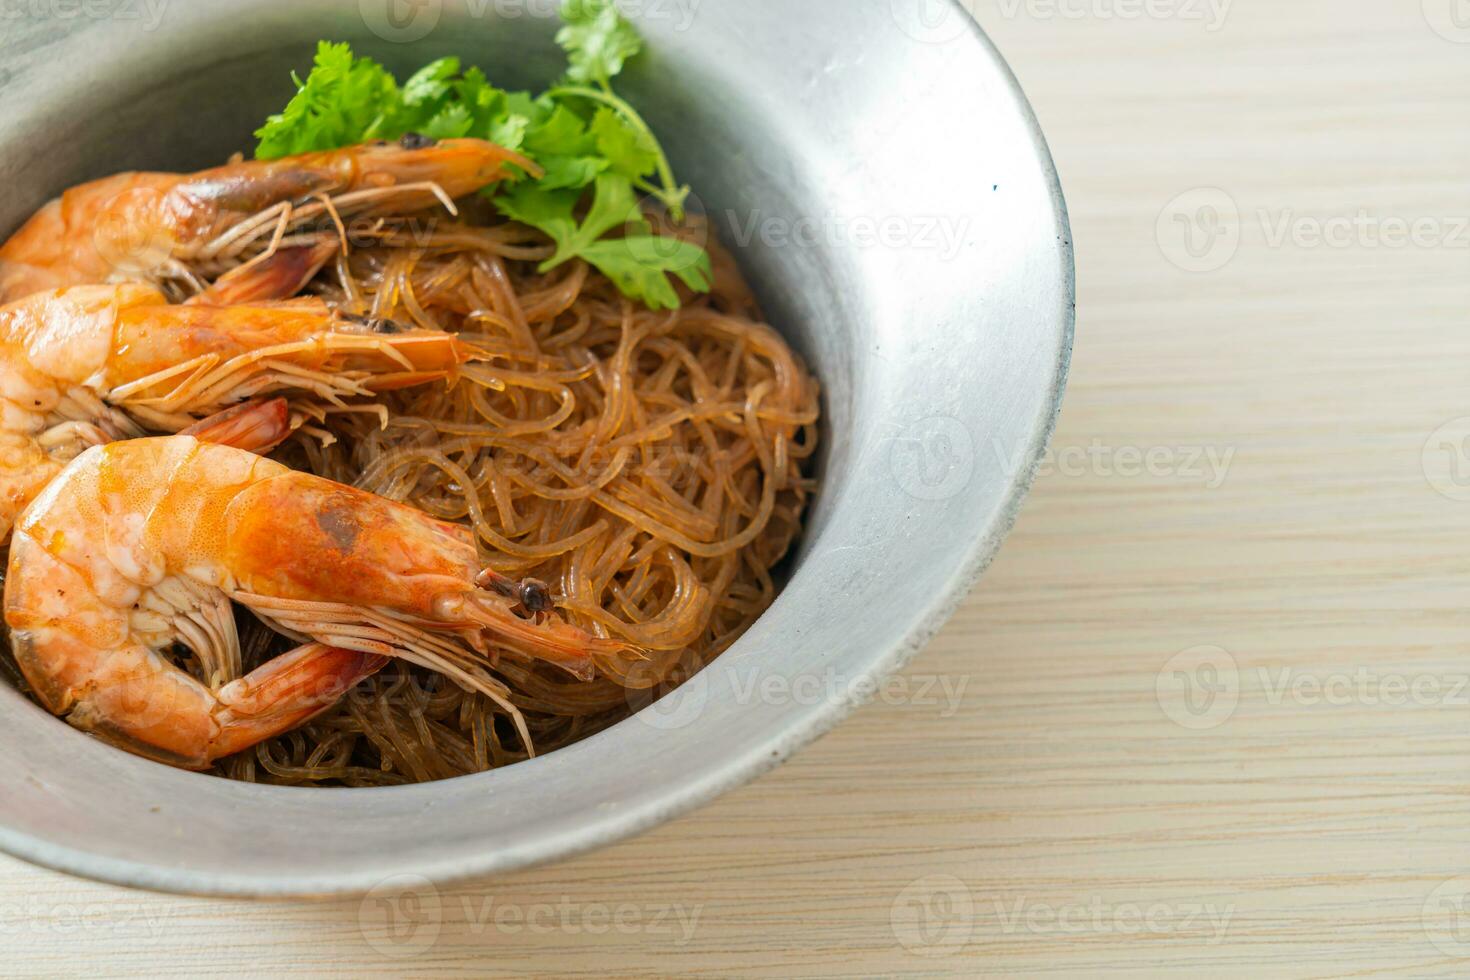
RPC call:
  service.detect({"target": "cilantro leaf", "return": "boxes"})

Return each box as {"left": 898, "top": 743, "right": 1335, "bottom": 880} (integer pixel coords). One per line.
{"left": 254, "top": 42, "right": 402, "bottom": 158}
{"left": 497, "top": 175, "right": 706, "bottom": 309}
{"left": 525, "top": 103, "right": 595, "bottom": 155}
{"left": 557, "top": 174, "right": 647, "bottom": 260}
{"left": 495, "top": 184, "right": 585, "bottom": 255}
{"left": 459, "top": 69, "right": 531, "bottom": 151}
{"left": 535, "top": 156, "right": 607, "bottom": 191}
{"left": 521, "top": 103, "right": 606, "bottom": 190}
{"left": 590, "top": 107, "right": 659, "bottom": 180}
{"left": 498, "top": 174, "right": 641, "bottom": 265}
{"left": 487, "top": 112, "right": 531, "bottom": 153}
{"left": 401, "top": 56, "right": 460, "bottom": 109}
{"left": 557, "top": 0, "right": 643, "bottom": 87}
{"left": 419, "top": 103, "right": 474, "bottom": 140}
{"left": 581, "top": 236, "right": 713, "bottom": 311}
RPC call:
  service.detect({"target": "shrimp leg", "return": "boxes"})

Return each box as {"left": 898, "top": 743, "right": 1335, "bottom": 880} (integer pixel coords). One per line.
{"left": 187, "top": 236, "right": 339, "bottom": 306}
{"left": 208, "top": 645, "right": 389, "bottom": 762}
{"left": 179, "top": 397, "right": 293, "bottom": 455}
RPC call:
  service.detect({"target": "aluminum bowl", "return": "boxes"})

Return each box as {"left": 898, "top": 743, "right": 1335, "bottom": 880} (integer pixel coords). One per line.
{"left": 0, "top": 0, "right": 1072, "bottom": 896}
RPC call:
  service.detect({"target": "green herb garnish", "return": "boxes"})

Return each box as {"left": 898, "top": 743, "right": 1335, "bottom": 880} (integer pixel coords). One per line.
{"left": 252, "top": 0, "right": 708, "bottom": 311}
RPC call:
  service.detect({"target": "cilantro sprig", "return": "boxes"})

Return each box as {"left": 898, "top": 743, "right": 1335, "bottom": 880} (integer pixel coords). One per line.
{"left": 499, "top": 175, "right": 709, "bottom": 311}
{"left": 252, "top": 0, "right": 708, "bottom": 311}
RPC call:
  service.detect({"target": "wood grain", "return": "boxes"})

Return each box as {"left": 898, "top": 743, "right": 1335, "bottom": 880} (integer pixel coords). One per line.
{"left": 7, "top": 0, "right": 1470, "bottom": 975}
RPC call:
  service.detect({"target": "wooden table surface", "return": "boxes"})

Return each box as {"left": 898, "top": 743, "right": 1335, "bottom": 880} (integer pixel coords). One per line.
{"left": 9, "top": 0, "right": 1470, "bottom": 975}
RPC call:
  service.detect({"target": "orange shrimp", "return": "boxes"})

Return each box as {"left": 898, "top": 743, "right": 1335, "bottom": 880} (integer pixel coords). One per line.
{"left": 187, "top": 235, "right": 340, "bottom": 306}
{"left": 5, "top": 436, "right": 621, "bottom": 770}
{"left": 0, "top": 283, "right": 479, "bottom": 539}
{"left": 0, "top": 136, "right": 531, "bottom": 303}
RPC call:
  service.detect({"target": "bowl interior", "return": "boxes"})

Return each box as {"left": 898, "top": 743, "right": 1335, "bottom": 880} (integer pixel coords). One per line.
{"left": 0, "top": 0, "right": 1071, "bottom": 896}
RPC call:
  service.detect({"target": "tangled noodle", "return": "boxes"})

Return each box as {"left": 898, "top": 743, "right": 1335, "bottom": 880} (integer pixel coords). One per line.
{"left": 178, "top": 196, "right": 824, "bottom": 785}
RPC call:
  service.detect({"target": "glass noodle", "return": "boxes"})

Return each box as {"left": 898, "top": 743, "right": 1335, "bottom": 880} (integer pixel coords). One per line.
{"left": 194, "top": 195, "right": 823, "bottom": 785}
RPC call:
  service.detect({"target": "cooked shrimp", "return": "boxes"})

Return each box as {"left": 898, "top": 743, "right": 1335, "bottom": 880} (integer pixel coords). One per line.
{"left": 0, "top": 136, "right": 532, "bottom": 303}
{"left": 187, "top": 235, "right": 340, "bottom": 306}
{"left": 0, "top": 283, "right": 479, "bottom": 539}
{"left": 5, "top": 436, "right": 622, "bottom": 769}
